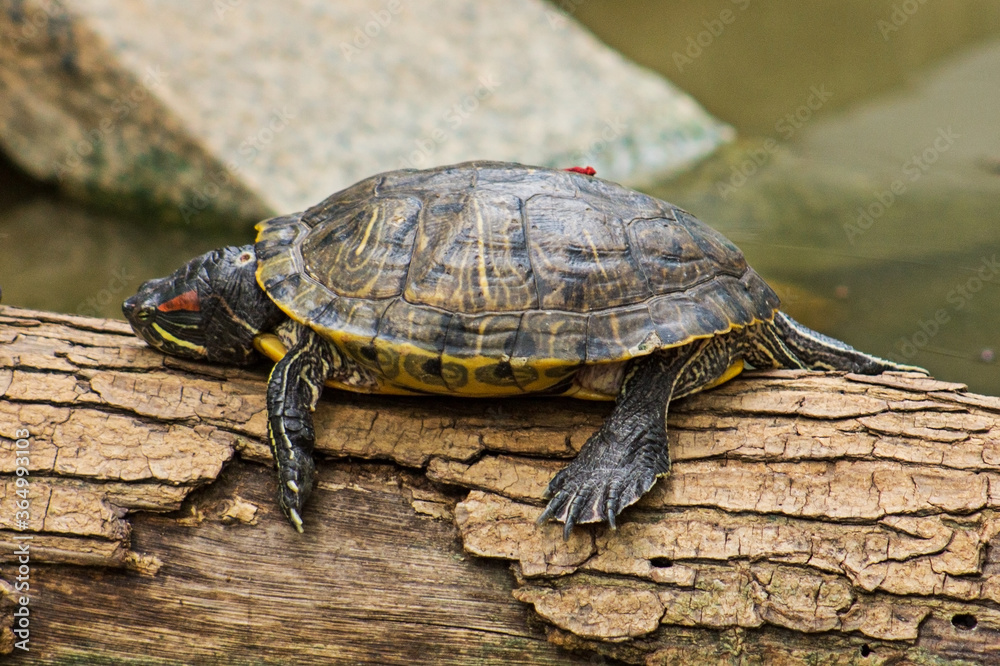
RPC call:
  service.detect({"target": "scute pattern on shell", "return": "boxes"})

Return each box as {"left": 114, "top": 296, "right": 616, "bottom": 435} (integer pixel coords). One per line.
{"left": 255, "top": 161, "right": 779, "bottom": 372}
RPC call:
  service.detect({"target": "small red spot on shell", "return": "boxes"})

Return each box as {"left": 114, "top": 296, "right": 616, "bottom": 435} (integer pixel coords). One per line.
{"left": 158, "top": 290, "right": 201, "bottom": 313}
{"left": 563, "top": 166, "right": 596, "bottom": 176}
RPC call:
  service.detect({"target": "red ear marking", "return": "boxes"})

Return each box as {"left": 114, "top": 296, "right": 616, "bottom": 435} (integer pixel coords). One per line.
{"left": 563, "top": 166, "right": 596, "bottom": 176}
{"left": 158, "top": 290, "right": 201, "bottom": 312}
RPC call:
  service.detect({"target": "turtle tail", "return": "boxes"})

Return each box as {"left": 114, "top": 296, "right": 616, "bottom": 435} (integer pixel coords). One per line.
{"left": 752, "top": 311, "right": 927, "bottom": 375}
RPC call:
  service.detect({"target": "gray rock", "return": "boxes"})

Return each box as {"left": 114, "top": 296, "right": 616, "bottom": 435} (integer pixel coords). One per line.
{"left": 0, "top": 0, "right": 732, "bottom": 227}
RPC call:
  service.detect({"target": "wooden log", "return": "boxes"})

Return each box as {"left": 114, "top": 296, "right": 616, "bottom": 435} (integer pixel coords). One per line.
{"left": 1, "top": 305, "right": 998, "bottom": 664}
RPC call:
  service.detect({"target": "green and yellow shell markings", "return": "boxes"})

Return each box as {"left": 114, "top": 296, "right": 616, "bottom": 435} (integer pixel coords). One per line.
{"left": 255, "top": 332, "right": 420, "bottom": 396}
{"left": 353, "top": 207, "right": 380, "bottom": 257}
{"left": 544, "top": 365, "right": 580, "bottom": 379}
{"left": 473, "top": 360, "right": 538, "bottom": 388}
{"left": 400, "top": 354, "right": 468, "bottom": 389}
{"left": 341, "top": 339, "right": 402, "bottom": 380}
{"left": 330, "top": 331, "right": 582, "bottom": 397}
{"left": 252, "top": 163, "right": 786, "bottom": 405}
{"left": 471, "top": 197, "right": 492, "bottom": 303}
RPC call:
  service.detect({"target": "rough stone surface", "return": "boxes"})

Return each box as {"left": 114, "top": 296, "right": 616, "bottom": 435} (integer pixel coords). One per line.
{"left": 2, "top": 306, "right": 999, "bottom": 664}
{"left": 0, "top": 0, "right": 732, "bottom": 226}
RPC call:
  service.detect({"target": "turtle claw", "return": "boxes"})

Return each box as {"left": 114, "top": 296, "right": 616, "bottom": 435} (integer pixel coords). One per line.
{"left": 276, "top": 452, "right": 314, "bottom": 533}
{"left": 536, "top": 484, "right": 590, "bottom": 541}
{"left": 536, "top": 352, "right": 688, "bottom": 538}
{"left": 538, "top": 428, "right": 669, "bottom": 540}
{"left": 288, "top": 508, "right": 304, "bottom": 534}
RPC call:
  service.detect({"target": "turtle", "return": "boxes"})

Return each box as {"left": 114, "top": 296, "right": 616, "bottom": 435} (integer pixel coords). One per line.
{"left": 123, "top": 161, "right": 923, "bottom": 537}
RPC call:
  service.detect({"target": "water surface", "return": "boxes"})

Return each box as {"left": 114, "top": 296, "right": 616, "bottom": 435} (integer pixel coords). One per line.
{"left": 1, "top": 1, "right": 997, "bottom": 393}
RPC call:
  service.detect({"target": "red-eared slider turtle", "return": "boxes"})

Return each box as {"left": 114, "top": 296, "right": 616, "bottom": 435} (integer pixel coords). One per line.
{"left": 123, "top": 161, "right": 923, "bottom": 536}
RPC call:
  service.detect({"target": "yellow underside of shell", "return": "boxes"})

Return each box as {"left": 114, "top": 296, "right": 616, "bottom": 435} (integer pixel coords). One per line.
{"left": 254, "top": 332, "right": 598, "bottom": 398}
{"left": 253, "top": 333, "right": 745, "bottom": 402}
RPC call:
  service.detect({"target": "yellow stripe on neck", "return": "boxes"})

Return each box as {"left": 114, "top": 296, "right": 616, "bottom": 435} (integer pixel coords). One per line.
{"left": 152, "top": 323, "right": 207, "bottom": 355}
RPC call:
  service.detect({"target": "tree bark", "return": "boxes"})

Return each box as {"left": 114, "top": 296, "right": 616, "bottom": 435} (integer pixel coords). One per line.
{"left": 1, "top": 305, "right": 999, "bottom": 664}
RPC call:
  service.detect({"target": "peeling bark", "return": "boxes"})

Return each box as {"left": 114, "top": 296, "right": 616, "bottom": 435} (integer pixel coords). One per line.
{"left": 1, "top": 305, "right": 999, "bottom": 664}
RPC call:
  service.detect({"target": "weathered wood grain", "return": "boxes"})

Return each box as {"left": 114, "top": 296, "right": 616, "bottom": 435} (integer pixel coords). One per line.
{"left": 1, "top": 305, "right": 999, "bottom": 664}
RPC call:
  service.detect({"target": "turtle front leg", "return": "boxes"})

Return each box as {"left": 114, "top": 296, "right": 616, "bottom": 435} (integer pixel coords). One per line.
{"left": 540, "top": 338, "right": 738, "bottom": 539}
{"left": 265, "top": 323, "right": 338, "bottom": 533}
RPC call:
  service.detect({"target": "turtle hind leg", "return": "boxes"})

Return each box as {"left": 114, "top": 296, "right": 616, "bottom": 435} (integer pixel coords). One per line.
{"left": 750, "top": 311, "right": 927, "bottom": 375}
{"left": 539, "top": 337, "right": 738, "bottom": 539}
{"left": 266, "top": 323, "right": 338, "bottom": 532}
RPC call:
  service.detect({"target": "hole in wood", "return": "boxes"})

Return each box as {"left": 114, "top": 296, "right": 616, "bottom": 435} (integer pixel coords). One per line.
{"left": 649, "top": 557, "right": 673, "bottom": 568}
{"left": 860, "top": 644, "right": 872, "bottom": 657}
{"left": 952, "top": 614, "right": 978, "bottom": 630}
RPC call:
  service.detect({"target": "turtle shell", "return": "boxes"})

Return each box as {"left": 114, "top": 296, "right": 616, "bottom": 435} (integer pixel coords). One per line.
{"left": 255, "top": 161, "right": 779, "bottom": 397}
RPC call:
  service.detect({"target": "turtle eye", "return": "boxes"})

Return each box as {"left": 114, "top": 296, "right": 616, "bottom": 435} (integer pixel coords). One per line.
{"left": 136, "top": 308, "right": 153, "bottom": 322}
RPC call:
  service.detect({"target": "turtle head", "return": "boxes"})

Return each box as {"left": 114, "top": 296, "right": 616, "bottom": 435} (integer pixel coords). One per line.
{"left": 123, "top": 245, "right": 284, "bottom": 365}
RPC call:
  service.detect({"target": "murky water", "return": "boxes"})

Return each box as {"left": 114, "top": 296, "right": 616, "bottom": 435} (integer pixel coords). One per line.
{"left": 573, "top": 0, "right": 1000, "bottom": 394}
{"left": 1, "top": 1, "right": 998, "bottom": 394}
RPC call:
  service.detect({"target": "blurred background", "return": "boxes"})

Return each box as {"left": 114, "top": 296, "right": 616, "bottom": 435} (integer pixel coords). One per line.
{"left": 1, "top": 0, "right": 998, "bottom": 394}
